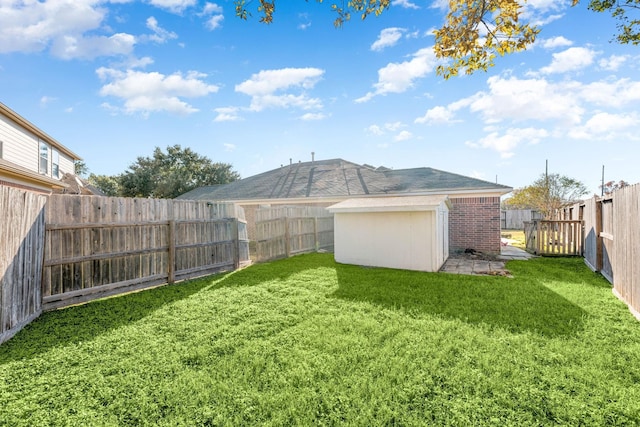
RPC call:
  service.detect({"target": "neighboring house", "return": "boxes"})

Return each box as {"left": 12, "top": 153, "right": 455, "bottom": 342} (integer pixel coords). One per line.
{"left": 177, "top": 158, "right": 513, "bottom": 254}
{"left": 0, "top": 102, "right": 81, "bottom": 194}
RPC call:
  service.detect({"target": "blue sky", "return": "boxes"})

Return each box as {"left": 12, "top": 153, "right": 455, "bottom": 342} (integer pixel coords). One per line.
{"left": 1, "top": 0, "right": 639, "bottom": 195}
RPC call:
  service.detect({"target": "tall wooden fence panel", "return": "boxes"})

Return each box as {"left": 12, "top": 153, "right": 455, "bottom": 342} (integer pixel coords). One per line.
{"left": 501, "top": 209, "right": 542, "bottom": 229}
{"left": 612, "top": 184, "right": 640, "bottom": 316}
{"left": 0, "top": 186, "right": 47, "bottom": 344}
{"left": 255, "top": 206, "right": 334, "bottom": 262}
{"left": 42, "top": 195, "right": 249, "bottom": 310}
{"left": 581, "top": 198, "right": 599, "bottom": 273}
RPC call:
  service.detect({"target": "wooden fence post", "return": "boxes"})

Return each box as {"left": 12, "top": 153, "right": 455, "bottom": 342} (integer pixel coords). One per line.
{"left": 595, "top": 200, "right": 603, "bottom": 271}
{"left": 284, "top": 217, "right": 291, "bottom": 258}
{"left": 232, "top": 218, "right": 240, "bottom": 270}
{"left": 314, "top": 217, "right": 319, "bottom": 251}
{"left": 168, "top": 220, "right": 175, "bottom": 284}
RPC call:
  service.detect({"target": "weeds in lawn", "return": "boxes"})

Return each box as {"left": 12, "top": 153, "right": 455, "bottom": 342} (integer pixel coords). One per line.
{"left": 1, "top": 254, "right": 639, "bottom": 426}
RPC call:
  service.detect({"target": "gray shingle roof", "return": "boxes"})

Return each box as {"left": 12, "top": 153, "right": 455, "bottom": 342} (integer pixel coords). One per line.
{"left": 176, "top": 158, "right": 512, "bottom": 201}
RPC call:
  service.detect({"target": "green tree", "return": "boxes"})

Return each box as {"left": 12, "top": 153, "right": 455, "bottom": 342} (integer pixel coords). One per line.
{"left": 88, "top": 174, "right": 121, "bottom": 197}
{"left": 74, "top": 160, "right": 89, "bottom": 177}
{"left": 586, "top": 0, "right": 640, "bottom": 45}
{"left": 236, "top": 0, "right": 638, "bottom": 78}
{"left": 118, "top": 145, "right": 240, "bottom": 199}
{"left": 504, "top": 173, "right": 588, "bottom": 219}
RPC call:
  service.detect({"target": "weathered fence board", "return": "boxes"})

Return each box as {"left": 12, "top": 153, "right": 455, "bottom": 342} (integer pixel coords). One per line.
{"left": 524, "top": 220, "right": 583, "bottom": 256}
{"left": 255, "top": 206, "right": 334, "bottom": 262}
{"left": 0, "top": 186, "right": 47, "bottom": 345}
{"left": 612, "top": 184, "right": 640, "bottom": 317}
{"left": 42, "top": 195, "right": 249, "bottom": 310}
{"left": 501, "top": 209, "right": 542, "bottom": 229}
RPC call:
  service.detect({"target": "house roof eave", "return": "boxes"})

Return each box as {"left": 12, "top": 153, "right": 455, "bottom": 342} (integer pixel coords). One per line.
{"left": 0, "top": 102, "right": 82, "bottom": 161}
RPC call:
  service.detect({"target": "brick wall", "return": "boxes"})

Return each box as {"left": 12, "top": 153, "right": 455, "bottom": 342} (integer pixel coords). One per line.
{"left": 449, "top": 196, "right": 502, "bottom": 254}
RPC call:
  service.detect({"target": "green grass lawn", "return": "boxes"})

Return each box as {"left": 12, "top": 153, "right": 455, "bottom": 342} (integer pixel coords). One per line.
{"left": 1, "top": 254, "right": 639, "bottom": 426}
{"left": 501, "top": 229, "right": 526, "bottom": 249}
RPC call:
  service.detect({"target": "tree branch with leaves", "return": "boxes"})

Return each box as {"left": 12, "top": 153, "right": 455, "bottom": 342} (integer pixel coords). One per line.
{"left": 236, "top": 0, "right": 638, "bottom": 78}
{"left": 504, "top": 173, "right": 588, "bottom": 219}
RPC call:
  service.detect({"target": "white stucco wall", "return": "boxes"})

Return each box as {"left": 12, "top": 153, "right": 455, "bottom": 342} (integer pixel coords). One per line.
{"left": 330, "top": 196, "right": 451, "bottom": 273}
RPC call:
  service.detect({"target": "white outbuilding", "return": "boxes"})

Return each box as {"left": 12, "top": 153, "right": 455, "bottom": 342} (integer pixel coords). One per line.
{"left": 327, "top": 195, "right": 451, "bottom": 272}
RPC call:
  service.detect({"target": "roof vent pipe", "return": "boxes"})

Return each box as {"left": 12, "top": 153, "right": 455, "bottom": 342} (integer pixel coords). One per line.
{"left": 311, "top": 151, "right": 315, "bottom": 164}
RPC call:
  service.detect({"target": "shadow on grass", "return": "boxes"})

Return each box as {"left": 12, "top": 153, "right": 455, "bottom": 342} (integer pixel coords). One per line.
{"left": 331, "top": 258, "right": 589, "bottom": 337}
{"left": 0, "top": 274, "right": 228, "bottom": 363}
{"left": 0, "top": 254, "right": 335, "bottom": 363}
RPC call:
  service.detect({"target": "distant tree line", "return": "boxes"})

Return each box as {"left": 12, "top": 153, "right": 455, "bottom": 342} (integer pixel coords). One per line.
{"left": 76, "top": 145, "right": 239, "bottom": 199}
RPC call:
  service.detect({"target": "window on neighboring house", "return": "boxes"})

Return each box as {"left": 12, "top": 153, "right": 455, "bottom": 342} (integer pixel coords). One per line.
{"left": 39, "top": 140, "right": 49, "bottom": 175}
{"left": 52, "top": 149, "right": 60, "bottom": 179}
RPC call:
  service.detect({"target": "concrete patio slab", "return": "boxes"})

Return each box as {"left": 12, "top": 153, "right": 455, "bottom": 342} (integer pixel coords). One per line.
{"left": 440, "top": 245, "right": 534, "bottom": 276}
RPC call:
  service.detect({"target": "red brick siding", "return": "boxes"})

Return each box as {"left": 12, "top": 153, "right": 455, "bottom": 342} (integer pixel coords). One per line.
{"left": 448, "top": 196, "right": 502, "bottom": 254}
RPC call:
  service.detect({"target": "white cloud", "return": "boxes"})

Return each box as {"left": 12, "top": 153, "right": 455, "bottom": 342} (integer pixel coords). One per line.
{"left": 201, "top": 3, "right": 224, "bottom": 30}
{"left": 521, "top": 0, "right": 572, "bottom": 26}
{"left": 463, "top": 75, "right": 584, "bottom": 125}
{"left": 300, "top": 112, "right": 327, "bottom": 121}
{"left": 235, "top": 68, "right": 325, "bottom": 112}
{"left": 394, "top": 130, "right": 413, "bottom": 141}
{"left": 366, "top": 125, "right": 385, "bottom": 135}
{"left": 40, "top": 96, "right": 56, "bottom": 107}
{"left": 599, "top": 55, "right": 628, "bottom": 71}
{"left": 392, "top": 0, "right": 420, "bottom": 9}
{"left": 365, "top": 122, "right": 407, "bottom": 135}
{"left": 202, "top": 2, "right": 222, "bottom": 14}
{"left": 466, "top": 127, "right": 549, "bottom": 158}
{"left": 356, "top": 47, "right": 438, "bottom": 102}
{"left": 145, "top": 17, "right": 178, "bottom": 43}
{"left": 206, "top": 14, "right": 224, "bottom": 30}
{"left": 568, "top": 112, "right": 640, "bottom": 140}
{"left": 540, "top": 47, "right": 597, "bottom": 74}
{"left": 148, "top": 0, "right": 197, "bottom": 13}
{"left": 223, "top": 143, "right": 236, "bottom": 151}
{"left": 578, "top": 78, "right": 640, "bottom": 108}
{"left": 371, "top": 28, "right": 405, "bottom": 51}
{"left": 0, "top": 0, "right": 132, "bottom": 58}
{"left": 214, "top": 107, "right": 242, "bottom": 122}
{"left": 540, "top": 36, "right": 573, "bottom": 49}
{"left": 51, "top": 33, "right": 136, "bottom": 59}
{"left": 415, "top": 106, "right": 459, "bottom": 124}
{"left": 97, "top": 68, "right": 219, "bottom": 115}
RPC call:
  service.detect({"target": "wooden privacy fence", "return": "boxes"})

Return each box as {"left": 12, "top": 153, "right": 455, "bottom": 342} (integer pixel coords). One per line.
{"left": 42, "top": 195, "right": 250, "bottom": 310}
{"left": 501, "top": 209, "right": 542, "bottom": 229}
{"left": 255, "top": 206, "right": 334, "bottom": 262}
{"left": 524, "top": 220, "right": 584, "bottom": 256}
{"left": 0, "top": 186, "right": 47, "bottom": 345}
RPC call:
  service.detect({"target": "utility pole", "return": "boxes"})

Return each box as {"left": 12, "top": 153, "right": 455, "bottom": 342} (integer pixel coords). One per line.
{"left": 601, "top": 165, "right": 605, "bottom": 197}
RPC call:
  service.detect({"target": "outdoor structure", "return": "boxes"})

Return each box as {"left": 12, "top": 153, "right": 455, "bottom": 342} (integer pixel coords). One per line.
{"left": 328, "top": 196, "right": 450, "bottom": 272}
{"left": 178, "top": 158, "right": 512, "bottom": 254}
{"left": 0, "top": 102, "right": 81, "bottom": 194}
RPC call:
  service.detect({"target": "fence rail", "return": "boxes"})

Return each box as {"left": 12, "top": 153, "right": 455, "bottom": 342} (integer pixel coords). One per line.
{"left": 255, "top": 206, "right": 334, "bottom": 262}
